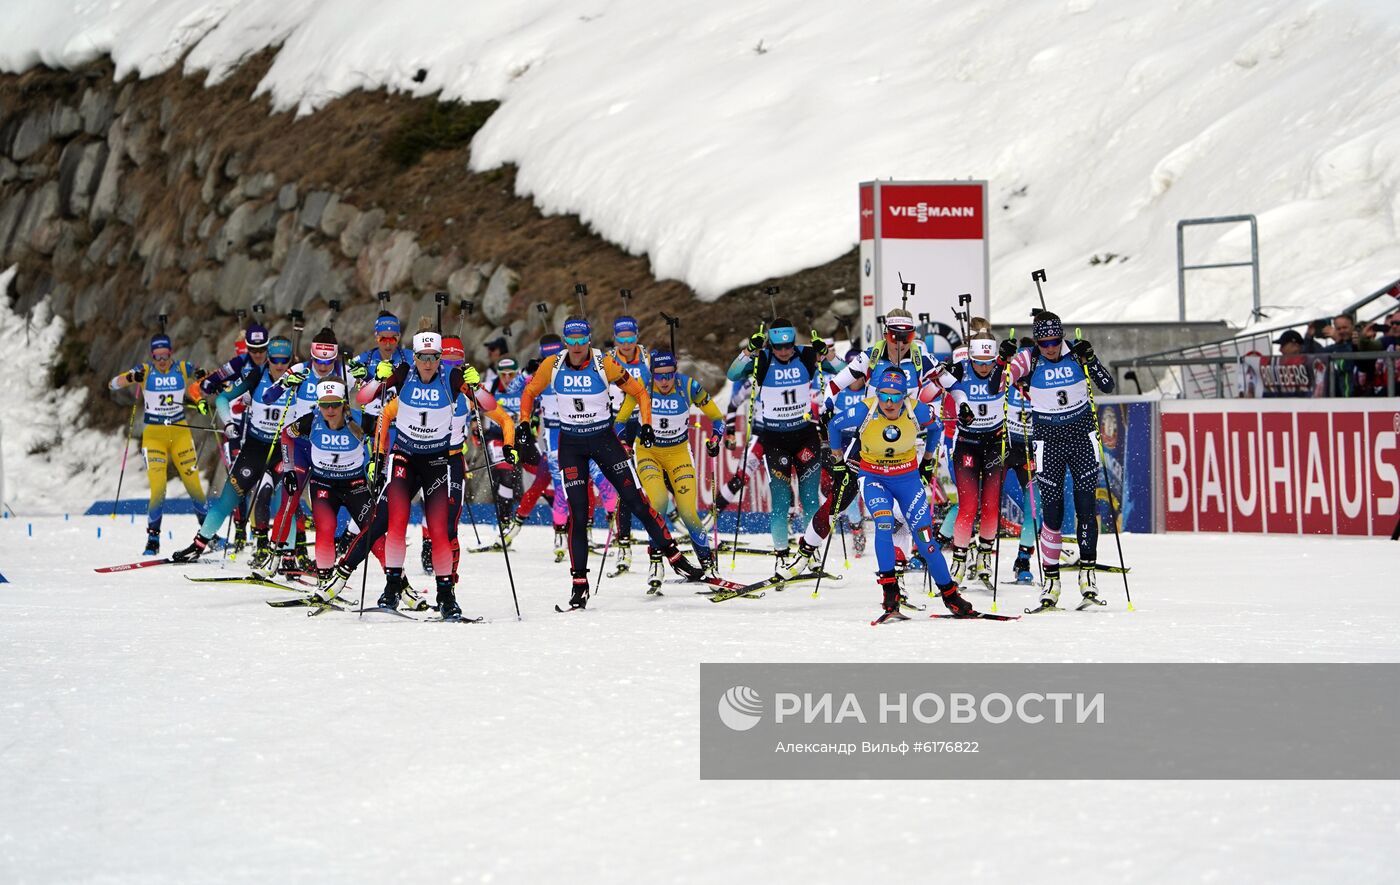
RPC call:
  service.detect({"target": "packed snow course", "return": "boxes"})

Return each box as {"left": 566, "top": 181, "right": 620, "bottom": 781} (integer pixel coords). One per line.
{"left": 5, "top": 1, "right": 1400, "bottom": 323}
{"left": 1, "top": 516, "right": 1398, "bottom": 882}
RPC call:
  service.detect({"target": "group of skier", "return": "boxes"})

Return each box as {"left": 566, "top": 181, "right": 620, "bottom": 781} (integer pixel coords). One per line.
{"left": 107, "top": 294, "right": 1116, "bottom": 622}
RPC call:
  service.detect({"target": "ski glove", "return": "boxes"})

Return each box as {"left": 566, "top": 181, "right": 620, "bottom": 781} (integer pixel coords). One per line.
{"left": 958, "top": 402, "right": 975, "bottom": 428}
{"left": 348, "top": 361, "right": 368, "bottom": 381}
{"left": 746, "top": 332, "right": 765, "bottom": 354}
{"left": 282, "top": 369, "right": 307, "bottom": 387}
{"left": 375, "top": 360, "right": 394, "bottom": 380}
{"left": 223, "top": 422, "right": 239, "bottom": 440}
{"left": 366, "top": 459, "right": 377, "bottom": 484}
{"left": 502, "top": 444, "right": 520, "bottom": 465}
{"left": 128, "top": 367, "right": 146, "bottom": 384}
{"left": 829, "top": 458, "right": 851, "bottom": 488}
{"left": 515, "top": 422, "right": 535, "bottom": 449}
{"left": 462, "top": 365, "right": 481, "bottom": 387}
{"left": 809, "top": 332, "right": 828, "bottom": 356}
{"left": 638, "top": 424, "right": 656, "bottom": 448}
{"left": 919, "top": 458, "right": 936, "bottom": 485}
{"left": 195, "top": 398, "right": 211, "bottom": 416}
{"left": 1071, "top": 339, "right": 1095, "bottom": 364}
{"left": 998, "top": 338, "right": 1018, "bottom": 362}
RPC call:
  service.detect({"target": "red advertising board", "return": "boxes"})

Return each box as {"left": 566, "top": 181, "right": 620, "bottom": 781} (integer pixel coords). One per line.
{"left": 876, "top": 183, "right": 985, "bottom": 240}
{"left": 1161, "top": 401, "right": 1400, "bottom": 536}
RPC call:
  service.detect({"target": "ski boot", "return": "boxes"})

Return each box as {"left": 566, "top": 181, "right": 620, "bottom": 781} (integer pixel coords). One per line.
{"left": 334, "top": 531, "right": 354, "bottom": 561}
{"left": 696, "top": 545, "right": 718, "bottom": 578}
{"left": 647, "top": 551, "right": 665, "bottom": 595}
{"left": 314, "top": 564, "right": 352, "bottom": 603}
{"left": 936, "top": 581, "right": 975, "bottom": 617}
{"left": 1077, "top": 561, "right": 1106, "bottom": 610}
{"left": 661, "top": 541, "right": 705, "bottom": 581}
{"left": 276, "top": 548, "right": 301, "bottom": 576}
{"left": 1027, "top": 570, "right": 1062, "bottom": 614}
{"left": 851, "top": 522, "right": 866, "bottom": 558}
{"left": 948, "top": 546, "right": 969, "bottom": 583}
{"left": 775, "top": 539, "right": 819, "bottom": 582}
{"left": 420, "top": 537, "right": 434, "bottom": 575}
{"left": 142, "top": 528, "right": 161, "bottom": 557}
{"left": 436, "top": 576, "right": 462, "bottom": 620}
{"left": 613, "top": 538, "right": 632, "bottom": 575}
{"left": 400, "top": 582, "right": 431, "bottom": 612}
{"left": 552, "top": 527, "right": 568, "bottom": 563}
{"left": 872, "top": 571, "right": 909, "bottom": 624}
{"left": 564, "top": 570, "right": 590, "bottom": 611}
{"left": 170, "top": 534, "right": 211, "bottom": 563}
{"left": 377, "top": 569, "right": 406, "bottom": 610}
{"left": 501, "top": 515, "right": 523, "bottom": 543}
{"left": 231, "top": 525, "right": 248, "bottom": 555}
{"left": 1012, "top": 545, "right": 1035, "bottom": 584}
{"left": 974, "top": 540, "right": 995, "bottom": 585}
{"left": 294, "top": 543, "right": 315, "bottom": 575}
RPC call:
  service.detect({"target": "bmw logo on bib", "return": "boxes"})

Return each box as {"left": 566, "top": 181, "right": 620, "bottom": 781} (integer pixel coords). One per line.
{"left": 883, "top": 425, "right": 901, "bottom": 442}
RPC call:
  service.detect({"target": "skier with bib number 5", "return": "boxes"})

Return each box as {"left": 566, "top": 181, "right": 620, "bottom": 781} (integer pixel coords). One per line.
{"left": 517, "top": 317, "right": 705, "bottom": 611}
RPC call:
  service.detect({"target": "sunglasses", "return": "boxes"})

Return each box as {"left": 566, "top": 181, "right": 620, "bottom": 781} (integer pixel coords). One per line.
{"left": 615, "top": 334, "right": 638, "bottom": 345}
{"left": 876, "top": 391, "right": 905, "bottom": 403}
{"left": 269, "top": 357, "right": 291, "bottom": 365}
{"left": 1036, "top": 338, "right": 1062, "bottom": 348}
{"left": 151, "top": 352, "right": 173, "bottom": 360}
{"left": 318, "top": 400, "right": 346, "bottom": 408}
{"left": 563, "top": 335, "right": 590, "bottom": 347}
{"left": 653, "top": 371, "right": 677, "bottom": 381}
{"left": 771, "top": 341, "right": 796, "bottom": 349}
{"left": 377, "top": 335, "right": 400, "bottom": 344}
{"left": 886, "top": 329, "right": 916, "bottom": 343}
{"left": 415, "top": 353, "right": 441, "bottom": 362}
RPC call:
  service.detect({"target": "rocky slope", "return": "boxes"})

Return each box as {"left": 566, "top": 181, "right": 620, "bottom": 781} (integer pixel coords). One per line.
{"left": 0, "top": 52, "right": 859, "bottom": 438}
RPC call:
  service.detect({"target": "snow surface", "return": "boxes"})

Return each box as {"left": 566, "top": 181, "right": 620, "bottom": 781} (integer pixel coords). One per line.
{"left": 1, "top": 519, "right": 1398, "bottom": 882}
{"left": 0, "top": 268, "right": 149, "bottom": 515}
{"left": 5, "top": 2, "right": 1400, "bottom": 323}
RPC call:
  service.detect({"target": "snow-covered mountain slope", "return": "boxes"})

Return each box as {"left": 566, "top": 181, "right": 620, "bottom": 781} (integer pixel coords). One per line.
{"left": 5, "top": 1, "right": 1400, "bottom": 326}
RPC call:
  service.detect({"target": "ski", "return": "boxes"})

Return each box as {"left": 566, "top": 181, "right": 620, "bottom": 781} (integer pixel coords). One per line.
{"left": 1075, "top": 594, "right": 1109, "bottom": 611}
{"left": 425, "top": 614, "right": 485, "bottom": 623}
{"left": 1023, "top": 601, "right": 1064, "bottom": 614}
{"left": 94, "top": 557, "right": 177, "bottom": 573}
{"left": 185, "top": 574, "right": 313, "bottom": 590}
{"left": 930, "top": 611, "right": 1021, "bottom": 621}
{"left": 354, "top": 607, "right": 418, "bottom": 620}
{"left": 717, "top": 542, "right": 791, "bottom": 557}
{"left": 606, "top": 565, "right": 631, "bottom": 578}
{"left": 1002, "top": 579, "right": 1039, "bottom": 587}
{"left": 266, "top": 597, "right": 345, "bottom": 614}
{"left": 871, "top": 610, "right": 912, "bottom": 626}
{"left": 555, "top": 604, "right": 587, "bottom": 613}
{"left": 1059, "top": 562, "right": 1131, "bottom": 574}
{"left": 899, "top": 597, "right": 927, "bottom": 612}
{"left": 465, "top": 540, "right": 512, "bottom": 554}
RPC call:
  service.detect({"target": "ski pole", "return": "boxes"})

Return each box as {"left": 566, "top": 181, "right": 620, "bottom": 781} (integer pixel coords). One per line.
{"left": 1076, "top": 326, "right": 1133, "bottom": 610}
{"left": 485, "top": 449, "right": 522, "bottom": 620}
{"left": 358, "top": 382, "right": 389, "bottom": 618}
{"left": 111, "top": 398, "right": 139, "bottom": 518}
{"left": 811, "top": 448, "right": 854, "bottom": 599}
{"left": 990, "top": 327, "right": 1015, "bottom": 612}
{"left": 731, "top": 324, "right": 765, "bottom": 568}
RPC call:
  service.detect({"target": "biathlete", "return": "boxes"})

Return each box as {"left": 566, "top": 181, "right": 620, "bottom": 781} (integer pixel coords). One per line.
{"left": 517, "top": 317, "right": 704, "bottom": 611}
{"left": 827, "top": 367, "right": 973, "bottom": 623}
{"left": 107, "top": 333, "right": 208, "bottom": 555}
{"left": 615, "top": 349, "right": 726, "bottom": 590}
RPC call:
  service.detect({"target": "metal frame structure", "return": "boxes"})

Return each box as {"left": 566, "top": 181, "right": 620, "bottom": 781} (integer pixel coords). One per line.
{"left": 1177, "top": 215, "right": 1260, "bottom": 322}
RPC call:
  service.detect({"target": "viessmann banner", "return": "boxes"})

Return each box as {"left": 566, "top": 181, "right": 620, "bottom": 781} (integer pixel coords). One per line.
{"left": 1160, "top": 400, "right": 1400, "bottom": 536}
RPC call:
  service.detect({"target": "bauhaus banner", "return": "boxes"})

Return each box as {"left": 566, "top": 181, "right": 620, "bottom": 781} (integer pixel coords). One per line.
{"left": 1160, "top": 400, "right": 1400, "bottom": 536}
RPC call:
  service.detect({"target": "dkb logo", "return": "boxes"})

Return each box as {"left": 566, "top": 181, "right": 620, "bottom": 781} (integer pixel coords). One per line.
{"left": 718, "top": 686, "right": 764, "bottom": 732}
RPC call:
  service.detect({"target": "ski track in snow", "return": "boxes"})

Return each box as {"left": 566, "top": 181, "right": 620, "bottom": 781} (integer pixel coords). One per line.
{"left": 1, "top": 519, "right": 1398, "bottom": 882}
{"left": 3, "top": 2, "right": 1400, "bottom": 322}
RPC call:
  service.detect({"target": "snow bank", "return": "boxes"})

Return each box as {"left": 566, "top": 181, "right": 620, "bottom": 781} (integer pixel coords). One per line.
{"left": 4, "top": 1, "right": 1400, "bottom": 324}
{"left": 0, "top": 267, "right": 136, "bottom": 514}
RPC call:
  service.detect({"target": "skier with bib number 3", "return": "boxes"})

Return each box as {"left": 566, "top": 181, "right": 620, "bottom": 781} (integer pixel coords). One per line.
{"left": 999, "top": 311, "right": 1114, "bottom": 612}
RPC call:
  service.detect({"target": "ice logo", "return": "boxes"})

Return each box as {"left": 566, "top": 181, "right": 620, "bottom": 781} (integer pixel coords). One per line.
{"left": 718, "top": 685, "right": 764, "bottom": 731}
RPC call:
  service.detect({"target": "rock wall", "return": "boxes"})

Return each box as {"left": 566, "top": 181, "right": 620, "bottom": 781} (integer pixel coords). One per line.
{"left": 0, "top": 54, "right": 860, "bottom": 440}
